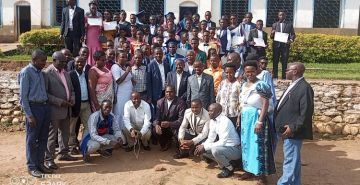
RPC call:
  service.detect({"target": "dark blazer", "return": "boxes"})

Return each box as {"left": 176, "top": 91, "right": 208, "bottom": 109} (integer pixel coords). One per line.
{"left": 146, "top": 59, "right": 170, "bottom": 102}
{"left": 69, "top": 69, "right": 90, "bottom": 117}
{"left": 61, "top": 6, "right": 85, "bottom": 38}
{"left": 44, "top": 64, "right": 75, "bottom": 120}
{"left": 206, "top": 21, "right": 216, "bottom": 28}
{"left": 67, "top": 60, "right": 91, "bottom": 72}
{"left": 166, "top": 71, "right": 190, "bottom": 101}
{"left": 270, "top": 20, "right": 296, "bottom": 48}
{"left": 186, "top": 73, "right": 215, "bottom": 109}
{"left": 274, "top": 78, "right": 314, "bottom": 140}
{"left": 165, "top": 53, "right": 185, "bottom": 71}
{"left": 154, "top": 97, "right": 186, "bottom": 129}
{"left": 248, "top": 29, "right": 268, "bottom": 56}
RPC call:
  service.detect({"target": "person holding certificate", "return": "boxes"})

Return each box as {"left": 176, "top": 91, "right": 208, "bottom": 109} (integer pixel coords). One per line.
{"left": 270, "top": 11, "right": 296, "bottom": 79}
{"left": 248, "top": 20, "right": 268, "bottom": 57}
{"left": 85, "top": 1, "right": 103, "bottom": 66}
{"left": 102, "top": 10, "right": 116, "bottom": 49}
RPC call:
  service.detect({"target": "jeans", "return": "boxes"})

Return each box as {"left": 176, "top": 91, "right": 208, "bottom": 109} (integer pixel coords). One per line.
{"left": 26, "top": 103, "right": 50, "bottom": 171}
{"left": 203, "top": 145, "right": 242, "bottom": 168}
{"left": 278, "top": 138, "right": 303, "bottom": 185}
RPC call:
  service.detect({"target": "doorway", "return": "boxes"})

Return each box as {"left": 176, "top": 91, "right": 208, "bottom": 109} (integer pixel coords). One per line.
{"left": 179, "top": 7, "right": 198, "bottom": 20}
{"left": 16, "top": 5, "right": 31, "bottom": 36}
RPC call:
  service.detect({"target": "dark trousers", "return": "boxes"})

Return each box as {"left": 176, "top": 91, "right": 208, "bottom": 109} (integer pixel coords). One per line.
{"left": 179, "top": 132, "right": 197, "bottom": 156}
{"left": 45, "top": 117, "right": 71, "bottom": 162}
{"left": 273, "top": 46, "right": 290, "bottom": 79}
{"left": 64, "top": 30, "right": 81, "bottom": 57}
{"left": 154, "top": 127, "right": 179, "bottom": 148}
{"left": 26, "top": 103, "right": 51, "bottom": 171}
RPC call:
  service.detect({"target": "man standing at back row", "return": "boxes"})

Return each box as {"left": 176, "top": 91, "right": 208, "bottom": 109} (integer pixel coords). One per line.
{"left": 270, "top": 10, "right": 296, "bottom": 79}
{"left": 60, "top": 0, "right": 85, "bottom": 56}
{"left": 275, "top": 62, "right": 314, "bottom": 185}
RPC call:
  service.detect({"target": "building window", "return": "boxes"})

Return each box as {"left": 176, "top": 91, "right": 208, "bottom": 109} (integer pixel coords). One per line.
{"left": 221, "top": 0, "right": 249, "bottom": 24}
{"left": 313, "top": 0, "right": 340, "bottom": 28}
{"left": 97, "top": 0, "right": 122, "bottom": 15}
{"left": 266, "top": 0, "right": 295, "bottom": 27}
{"left": 139, "top": 0, "right": 164, "bottom": 18}
{"left": 55, "top": 0, "right": 67, "bottom": 26}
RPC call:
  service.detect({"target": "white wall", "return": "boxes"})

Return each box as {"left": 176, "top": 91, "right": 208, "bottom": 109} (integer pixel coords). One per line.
{"left": 294, "top": 0, "right": 313, "bottom": 28}
{"left": 341, "top": 0, "right": 360, "bottom": 28}
{"left": 250, "top": 0, "right": 267, "bottom": 26}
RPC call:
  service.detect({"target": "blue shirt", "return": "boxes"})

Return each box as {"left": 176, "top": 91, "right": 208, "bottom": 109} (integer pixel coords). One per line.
{"left": 76, "top": 70, "right": 89, "bottom": 101}
{"left": 19, "top": 64, "right": 48, "bottom": 117}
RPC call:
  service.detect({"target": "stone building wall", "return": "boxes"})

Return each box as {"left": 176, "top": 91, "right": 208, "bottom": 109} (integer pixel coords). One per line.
{"left": 1, "top": 71, "right": 360, "bottom": 137}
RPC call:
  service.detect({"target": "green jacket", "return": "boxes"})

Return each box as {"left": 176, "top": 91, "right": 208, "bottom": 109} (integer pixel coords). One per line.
{"left": 195, "top": 50, "right": 207, "bottom": 65}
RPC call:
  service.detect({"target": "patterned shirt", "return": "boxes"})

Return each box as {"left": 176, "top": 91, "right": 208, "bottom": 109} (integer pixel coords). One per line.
{"left": 132, "top": 65, "right": 147, "bottom": 93}
{"left": 216, "top": 79, "right": 242, "bottom": 117}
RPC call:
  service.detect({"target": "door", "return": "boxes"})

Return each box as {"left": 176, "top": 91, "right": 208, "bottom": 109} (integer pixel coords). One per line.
{"left": 179, "top": 7, "right": 198, "bottom": 21}
{"left": 17, "top": 5, "right": 31, "bottom": 36}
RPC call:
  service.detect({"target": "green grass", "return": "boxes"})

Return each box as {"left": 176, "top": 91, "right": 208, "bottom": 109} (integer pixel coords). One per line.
{"left": 0, "top": 54, "right": 53, "bottom": 61}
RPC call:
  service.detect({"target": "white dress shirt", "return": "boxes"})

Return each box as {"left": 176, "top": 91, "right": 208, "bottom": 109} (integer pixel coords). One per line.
{"left": 123, "top": 100, "right": 152, "bottom": 135}
{"left": 69, "top": 6, "right": 76, "bottom": 29}
{"left": 150, "top": 24, "right": 156, "bottom": 35}
{"left": 157, "top": 61, "right": 166, "bottom": 90}
{"left": 203, "top": 114, "right": 240, "bottom": 151}
{"left": 88, "top": 111, "right": 124, "bottom": 145}
{"left": 76, "top": 70, "right": 89, "bottom": 101}
{"left": 176, "top": 72, "right": 183, "bottom": 96}
{"left": 257, "top": 30, "right": 263, "bottom": 39}
{"left": 196, "top": 74, "right": 202, "bottom": 88}
{"left": 167, "top": 99, "right": 173, "bottom": 109}
{"left": 277, "top": 77, "right": 304, "bottom": 109}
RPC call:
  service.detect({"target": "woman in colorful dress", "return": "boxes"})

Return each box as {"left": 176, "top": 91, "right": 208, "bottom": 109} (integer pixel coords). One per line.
{"left": 85, "top": 1, "right": 102, "bottom": 66}
{"left": 111, "top": 50, "right": 133, "bottom": 129}
{"left": 216, "top": 63, "right": 242, "bottom": 126}
{"left": 88, "top": 50, "right": 114, "bottom": 111}
{"left": 238, "top": 61, "right": 275, "bottom": 185}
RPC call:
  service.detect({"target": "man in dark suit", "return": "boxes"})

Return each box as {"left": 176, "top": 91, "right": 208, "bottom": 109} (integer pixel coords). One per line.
{"left": 154, "top": 86, "right": 186, "bottom": 151}
{"left": 270, "top": 11, "right": 296, "bottom": 79}
{"left": 44, "top": 51, "right": 77, "bottom": 170}
{"left": 146, "top": 47, "right": 170, "bottom": 108}
{"left": 248, "top": 19, "right": 268, "bottom": 57}
{"left": 187, "top": 61, "right": 215, "bottom": 110}
{"left": 204, "top": 11, "right": 216, "bottom": 29}
{"left": 60, "top": 0, "right": 85, "bottom": 56}
{"left": 67, "top": 47, "right": 89, "bottom": 71}
{"left": 275, "top": 62, "right": 314, "bottom": 185}
{"left": 68, "top": 56, "right": 91, "bottom": 154}
{"left": 165, "top": 42, "right": 185, "bottom": 71}
{"left": 166, "top": 59, "right": 190, "bottom": 101}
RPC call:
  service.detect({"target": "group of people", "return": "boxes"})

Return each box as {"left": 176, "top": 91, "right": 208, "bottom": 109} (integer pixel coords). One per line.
{"left": 19, "top": 0, "right": 313, "bottom": 185}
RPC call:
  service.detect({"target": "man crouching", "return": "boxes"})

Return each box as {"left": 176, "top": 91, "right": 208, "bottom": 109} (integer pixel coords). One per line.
{"left": 80, "top": 100, "right": 125, "bottom": 162}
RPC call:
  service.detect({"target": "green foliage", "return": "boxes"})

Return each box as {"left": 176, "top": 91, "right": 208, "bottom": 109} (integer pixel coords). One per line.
{"left": 266, "top": 33, "right": 360, "bottom": 63}
{"left": 18, "top": 28, "right": 62, "bottom": 55}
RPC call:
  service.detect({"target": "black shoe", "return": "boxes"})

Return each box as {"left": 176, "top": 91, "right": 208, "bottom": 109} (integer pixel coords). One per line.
{"left": 125, "top": 146, "right": 133, "bottom": 152}
{"left": 202, "top": 156, "right": 214, "bottom": 164}
{"left": 38, "top": 164, "right": 53, "bottom": 174}
{"left": 217, "top": 168, "right": 234, "bottom": 178}
{"left": 58, "top": 154, "right": 77, "bottom": 161}
{"left": 45, "top": 161, "right": 59, "bottom": 170}
{"left": 70, "top": 147, "right": 80, "bottom": 155}
{"left": 28, "top": 170, "right": 43, "bottom": 178}
{"left": 173, "top": 153, "right": 189, "bottom": 159}
{"left": 143, "top": 145, "right": 151, "bottom": 151}
{"left": 83, "top": 151, "right": 91, "bottom": 163}
{"left": 98, "top": 150, "right": 112, "bottom": 158}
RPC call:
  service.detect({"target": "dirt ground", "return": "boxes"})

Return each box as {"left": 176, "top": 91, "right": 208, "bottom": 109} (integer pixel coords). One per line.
{"left": 0, "top": 132, "right": 359, "bottom": 185}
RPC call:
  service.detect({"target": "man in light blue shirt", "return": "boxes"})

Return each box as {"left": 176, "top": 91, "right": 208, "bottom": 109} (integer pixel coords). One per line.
{"left": 19, "top": 49, "right": 52, "bottom": 177}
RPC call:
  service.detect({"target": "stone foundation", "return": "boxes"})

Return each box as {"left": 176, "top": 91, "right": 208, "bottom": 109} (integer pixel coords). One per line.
{"left": 1, "top": 71, "right": 360, "bottom": 137}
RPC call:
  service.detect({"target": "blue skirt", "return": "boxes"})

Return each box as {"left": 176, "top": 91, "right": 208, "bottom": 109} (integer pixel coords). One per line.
{"left": 240, "top": 106, "right": 276, "bottom": 176}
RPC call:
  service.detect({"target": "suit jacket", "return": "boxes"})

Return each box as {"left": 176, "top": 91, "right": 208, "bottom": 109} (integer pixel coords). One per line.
{"left": 165, "top": 53, "right": 185, "bottom": 71}
{"left": 61, "top": 6, "right": 85, "bottom": 38}
{"left": 270, "top": 20, "right": 296, "bottom": 48}
{"left": 154, "top": 97, "right": 186, "bottom": 129}
{"left": 186, "top": 73, "right": 215, "bottom": 109}
{"left": 44, "top": 64, "right": 75, "bottom": 120}
{"left": 146, "top": 59, "right": 170, "bottom": 102}
{"left": 166, "top": 71, "right": 190, "bottom": 101}
{"left": 69, "top": 69, "right": 90, "bottom": 117}
{"left": 178, "top": 108, "right": 210, "bottom": 145}
{"left": 206, "top": 21, "right": 216, "bottom": 28}
{"left": 274, "top": 78, "right": 314, "bottom": 140}
{"left": 248, "top": 29, "right": 268, "bottom": 56}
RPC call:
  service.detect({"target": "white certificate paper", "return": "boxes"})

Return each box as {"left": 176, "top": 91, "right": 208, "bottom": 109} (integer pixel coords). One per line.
{"left": 87, "top": 18, "right": 102, "bottom": 26}
{"left": 254, "top": 38, "right": 266, "bottom": 47}
{"left": 231, "top": 36, "right": 245, "bottom": 47}
{"left": 274, "top": 32, "right": 289, "bottom": 43}
{"left": 103, "top": 21, "right": 117, "bottom": 31}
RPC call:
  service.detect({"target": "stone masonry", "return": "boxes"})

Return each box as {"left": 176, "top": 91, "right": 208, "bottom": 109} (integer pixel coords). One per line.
{"left": 1, "top": 71, "right": 360, "bottom": 137}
